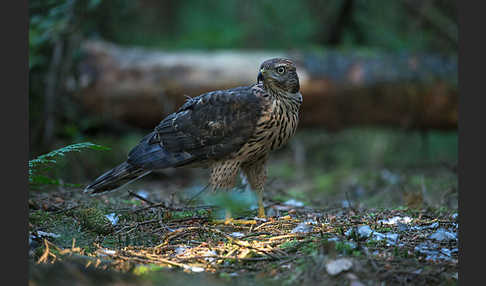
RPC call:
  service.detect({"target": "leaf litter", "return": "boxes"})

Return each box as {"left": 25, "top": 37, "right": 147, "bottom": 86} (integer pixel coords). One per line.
{"left": 29, "top": 188, "right": 458, "bottom": 285}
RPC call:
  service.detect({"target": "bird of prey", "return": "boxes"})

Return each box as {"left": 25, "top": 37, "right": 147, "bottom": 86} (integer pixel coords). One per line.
{"left": 85, "top": 58, "right": 302, "bottom": 219}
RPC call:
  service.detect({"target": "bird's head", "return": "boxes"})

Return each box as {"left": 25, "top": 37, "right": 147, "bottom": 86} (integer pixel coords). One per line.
{"left": 257, "top": 58, "right": 300, "bottom": 95}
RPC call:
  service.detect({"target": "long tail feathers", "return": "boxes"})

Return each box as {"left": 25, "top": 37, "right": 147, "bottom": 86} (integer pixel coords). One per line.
{"left": 84, "top": 161, "right": 151, "bottom": 195}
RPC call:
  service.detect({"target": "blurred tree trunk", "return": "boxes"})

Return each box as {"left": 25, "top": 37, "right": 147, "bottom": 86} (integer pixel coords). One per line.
{"left": 75, "top": 40, "right": 457, "bottom": 131}
{"left": 42, "top": 39, "right": 63, "bottom": 147}
{"left": 308, "top": 0, "right": 364, "bottom": 47}
{"left": 326, "top": 0, "right": 355, "bottom": 45}
{"left": 307, "top": 0, "right": 335, "bottom": 46}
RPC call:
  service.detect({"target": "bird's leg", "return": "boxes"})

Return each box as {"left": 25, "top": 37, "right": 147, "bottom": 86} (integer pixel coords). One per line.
{"left": 224, "top": 209, "right": 233, "bottom": 224}
{"left": 210, "top": 159, "right": 269, "bottom": 225}
{"left": 257, "top": 187, "right": 266, "bottom": 218}
{"left": 208, "top": 161, "right": 258, "bottom": 225}
{"left": 242, "top": 158, "right": 268, "bottom": 219}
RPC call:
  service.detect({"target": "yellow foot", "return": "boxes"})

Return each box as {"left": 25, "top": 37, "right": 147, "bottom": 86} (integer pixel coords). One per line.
{"left": 258, "top": 207, "right": 266, "bottom": 219}
{"left": 258, "top": 202, "right": 266, "bottom": 219}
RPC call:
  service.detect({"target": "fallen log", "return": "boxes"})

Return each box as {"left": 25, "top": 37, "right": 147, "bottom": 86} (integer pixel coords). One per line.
{"left": 75, "top": 40, "right": 457, "bottom": 131}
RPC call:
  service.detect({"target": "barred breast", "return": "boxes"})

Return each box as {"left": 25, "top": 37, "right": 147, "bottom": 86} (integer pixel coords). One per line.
{"left": 235, "top": 92, "right": 301, "bottom": 163}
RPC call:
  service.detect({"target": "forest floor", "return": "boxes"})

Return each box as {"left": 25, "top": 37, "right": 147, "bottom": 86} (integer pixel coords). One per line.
{"left": 28, "top": 186, "right": 458, "bottom": 286}
{"left": 28, "top": 128, "right": 458, "bottom": 285}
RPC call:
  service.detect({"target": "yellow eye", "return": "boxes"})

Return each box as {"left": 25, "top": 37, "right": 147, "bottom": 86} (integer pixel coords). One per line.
{"left": 276, "top": 66, "right": 286, "bottom": 74}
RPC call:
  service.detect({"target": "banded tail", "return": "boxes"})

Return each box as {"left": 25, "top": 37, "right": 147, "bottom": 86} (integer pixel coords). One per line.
{"left": 84, "top": 161, "right": 151, "bottom": 195}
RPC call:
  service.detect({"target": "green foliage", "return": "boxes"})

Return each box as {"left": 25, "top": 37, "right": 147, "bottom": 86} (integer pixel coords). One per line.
{"left": 29, "top": 142, "right": 110, "bottom": 187}
{"left": 74, "top": 207, "right": 113, "bottom": 235}
{"left": 300, "top": 241, "right": 319, "bottom": 255}
{"left": 29, "top": 0, "right": 102, "bottom": 70}
{"left": 335, "top": 241, "right": 356, "bottom": 255}
{"left": 29, "top": 208, "right": 111, "bottom": 251}
{"left": 29, "top": 209, "right": 55, "bottom": 226}
{"left": 133, "top": 264, "right": 166, "bottom": 276}
{"left": 393, "top": 246, "right": 410, "bottom": 258}
{"left": 169, "top": 209, "right": 211, "bottom": 220}
{"left": 29, "top": 0, "right": 104, "bottom": 152}
{"left": 279, "top": 239, "right": 300, "bottom": 250}
{"left": 86, "top": 0, "right": 456, "bottom": 53}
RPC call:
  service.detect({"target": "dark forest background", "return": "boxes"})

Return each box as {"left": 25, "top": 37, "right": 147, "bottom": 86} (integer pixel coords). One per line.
{"left": 29, "top": 0, "right": 457, "bottom": 209}
{"left": 28, "top": 1, "right": 459, "bottom": 284}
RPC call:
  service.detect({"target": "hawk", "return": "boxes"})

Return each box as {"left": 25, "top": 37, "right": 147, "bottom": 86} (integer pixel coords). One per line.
{"left": 85, "top": 58, "right": 302, "bottom": 218}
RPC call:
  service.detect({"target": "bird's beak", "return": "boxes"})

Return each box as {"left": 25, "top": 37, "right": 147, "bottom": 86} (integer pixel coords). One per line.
{"left": 257, "top": 69, "right": 264, "bottom": 83}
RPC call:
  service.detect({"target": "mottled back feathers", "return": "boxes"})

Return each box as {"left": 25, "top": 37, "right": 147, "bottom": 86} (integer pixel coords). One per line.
{"left": 126, "top": 84, "right": 266, "bottom": 169}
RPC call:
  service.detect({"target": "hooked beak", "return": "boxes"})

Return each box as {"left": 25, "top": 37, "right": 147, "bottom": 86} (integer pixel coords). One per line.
{"left": 257, "top": 69, "right": 264, "bottom": 83}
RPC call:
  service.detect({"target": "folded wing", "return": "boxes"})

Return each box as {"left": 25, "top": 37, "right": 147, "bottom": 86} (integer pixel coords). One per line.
{"left": 127, "top": 85, "right": 264, "bottom": 169}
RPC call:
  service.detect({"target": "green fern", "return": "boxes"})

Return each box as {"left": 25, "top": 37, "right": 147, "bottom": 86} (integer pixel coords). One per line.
{"left": 29, "top": 142, "right": 110, "bottom": 186}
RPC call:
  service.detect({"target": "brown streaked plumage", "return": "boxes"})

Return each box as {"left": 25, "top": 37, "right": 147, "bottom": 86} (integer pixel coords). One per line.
{"left": 84, "top": 58, "right": 303, "bottom": 218}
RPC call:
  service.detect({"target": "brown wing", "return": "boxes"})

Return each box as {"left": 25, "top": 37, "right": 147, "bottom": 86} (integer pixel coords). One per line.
{"left": 126, "top": 84, "right": 266, "bottom": 169}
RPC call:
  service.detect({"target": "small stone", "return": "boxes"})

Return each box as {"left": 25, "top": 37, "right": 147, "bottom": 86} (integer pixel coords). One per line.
{"left": 291, "top": 222, "right": 313, "bottom": 233}
{"left": 372, "top": 232, "right": 399, "bottom": 245}
{"left": 98, "top": 248, "right": 116, "bottom": 256}
{"left": 230, "top": 232, "right": 245, "bottom": 238}
{"left": 410, "top": 222, "right": 439, "bottom": 231}
{"left": 174, "top": 246, "right": 188, "bottom": 255}
{"left": 204, "top": 250, "right": 217, "bottom": 262}
{"left": 326, "top": 258, "right": 353, "bottom": 276}
{"left": 379, "top": 216, "right": 412, "bottom": 225}
{"left": 188, "top": 266, "right": 204, "bottom": 272}
{"left": 104, "top": 213, "right": 119, "bottom": 226}
{"left": 284, "top": 199, "right": 304, "bottom": 207}
{"left": 136, "top": 190, "right": 149, "bottom": 199}
{"left": 440, "top": 248, "right": 452, "bottom": 257}
{"left": 429, "top": 228, "right": 457, "bottom": 241}
{"left": 396, "top": 222, "right": 409, "bottom": 232}
{"left": 345, "top": 228, "right": 354, "bottom": 237}
{"left": 341, "top": 200, "right": 350, "bottom": 208}
{"left": 427, "top": 222, "right": 440, "bottom": 229}
{"left": 414, "top": 241, "right": 455, "bottom": 262}
{"left": 357, "top": 225, "right": 373, "bottom": 239}
{"left": 385, "top": 233, "right": 399, "bottom": 243}
{"left": 305, "top": 219, "right": 318, "bottom": 225}
{"left": 345, "top": 273, "right": 358, "bottom": 280}
{"left": 414, "top": 241, "right": 438, "bottom": 256}
{"left": 37, "top": 231, "right": 61, "bottom": 238}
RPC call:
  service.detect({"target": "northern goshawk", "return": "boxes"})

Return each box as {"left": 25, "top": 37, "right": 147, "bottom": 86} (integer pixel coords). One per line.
{"left": 85, "top": 58, "right": 303, "bottom": 218}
